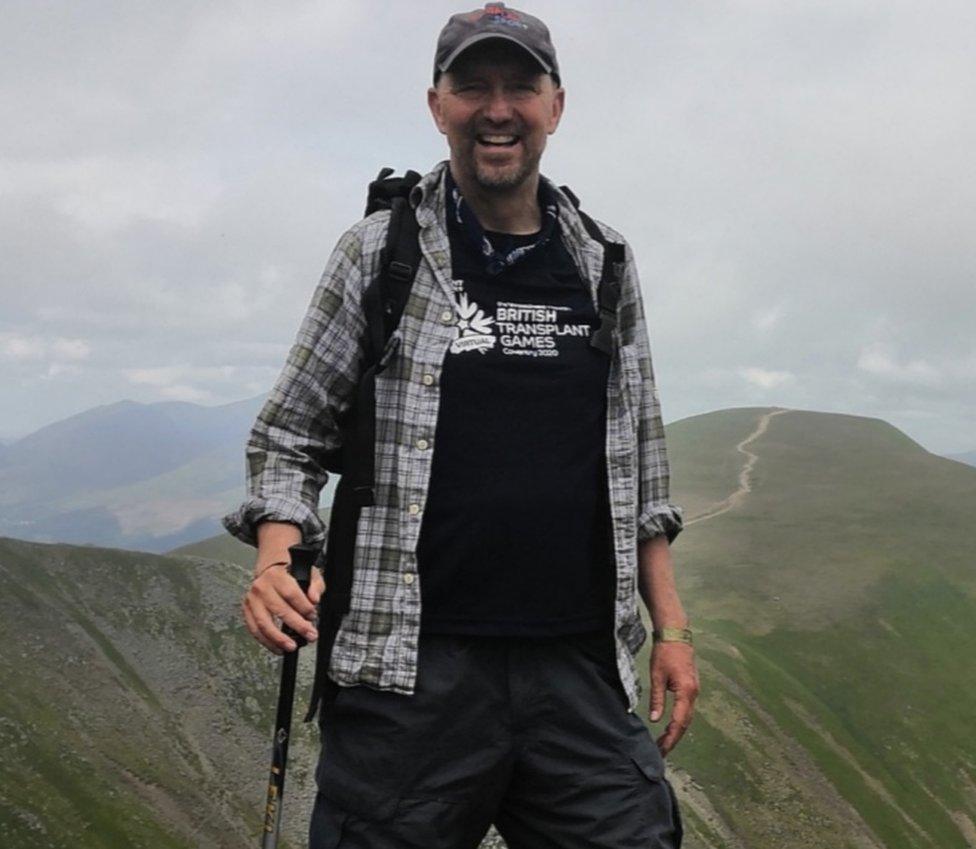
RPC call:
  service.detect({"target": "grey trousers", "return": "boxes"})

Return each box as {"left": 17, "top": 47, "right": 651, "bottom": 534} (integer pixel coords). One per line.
{"left": 309, "top": 630, "right": 683, "bottom": 849}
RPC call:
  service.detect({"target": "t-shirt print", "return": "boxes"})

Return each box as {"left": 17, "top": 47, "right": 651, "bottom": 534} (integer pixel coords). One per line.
{"left": 448, "top": 278, "right": 594, "bottom": 359}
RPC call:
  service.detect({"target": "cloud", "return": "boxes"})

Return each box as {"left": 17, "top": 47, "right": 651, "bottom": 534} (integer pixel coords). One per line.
{"left": 0, "top": 333, "right": 46, "bottom": 361}
{"left": 159, "top": 384, "right": 214, "bottom": 403}
{"left": 857, "top": 343, "right": 943, "bottom": 387}
{"left": 751, "top": 306, "right": 784, "bottom": 331}
{"left": 122, "top": 365, "right": 237, "bottom": 387}
{"left": 51, "top": 337, "right": 92, "bottom": 360}
{"left": 739, "top": 368, "right": 797, "bottom": 389}
{"left": 0, "top": 332, "right": 90, "bottom": 362}
{"left": 2, "top": 0, "right": 974, "bottom": 455}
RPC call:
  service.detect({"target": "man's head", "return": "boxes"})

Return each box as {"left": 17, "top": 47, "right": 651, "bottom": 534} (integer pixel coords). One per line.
{"left": 428, "top": 4, "right": 564, "bottom": 194}
{"left": 432, "top": 3, "right": 560, "bottom": 88}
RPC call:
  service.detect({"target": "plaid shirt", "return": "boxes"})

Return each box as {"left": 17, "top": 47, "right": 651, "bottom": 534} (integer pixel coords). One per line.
{"left": 222, "top": 161, "right": 683, "bottom": 712}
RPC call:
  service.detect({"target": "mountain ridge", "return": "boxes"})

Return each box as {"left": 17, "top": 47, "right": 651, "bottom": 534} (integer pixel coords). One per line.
{"left": 3, "top": 407, "right": 975, "bottom": 848}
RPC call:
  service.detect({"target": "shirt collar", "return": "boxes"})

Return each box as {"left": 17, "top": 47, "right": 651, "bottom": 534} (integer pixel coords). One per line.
{"left": 412, "top": 161, "right": 607, "bottom": 303}
{"left": 443, "top": 167, "right": 559, "bottom": 276}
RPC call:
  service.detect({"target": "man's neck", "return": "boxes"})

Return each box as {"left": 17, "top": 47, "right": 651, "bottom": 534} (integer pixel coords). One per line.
{"left": 448, "top": 162, "right": 542, "bottom": 235}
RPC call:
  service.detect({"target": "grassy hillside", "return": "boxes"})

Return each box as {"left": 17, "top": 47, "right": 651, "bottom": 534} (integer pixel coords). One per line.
{"left": 644, "top": 407, "right": 976, "bottom": 848}
{"left": 0, "top": 537, "right": 320, "bottom": 849}
{"left": 4, "top": 407, "right": 975, "bottom": 849}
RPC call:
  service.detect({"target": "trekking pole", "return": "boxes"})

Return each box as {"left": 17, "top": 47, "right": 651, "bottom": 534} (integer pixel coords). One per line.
{"left": 261, "top": 541, "right": 320, "bottom": 849}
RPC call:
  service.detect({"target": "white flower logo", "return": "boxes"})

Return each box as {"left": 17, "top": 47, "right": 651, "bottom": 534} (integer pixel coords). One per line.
{"left": 455, "top": 291, "right": 495, "bottom": 337}
{"left": 449, "top": 282, "right": 497, "bottom": 355}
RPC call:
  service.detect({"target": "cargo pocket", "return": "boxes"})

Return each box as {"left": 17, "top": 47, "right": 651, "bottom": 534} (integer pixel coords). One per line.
{"left": 309, "top": 790, "right": 350, "bottom": 849}
{"left": 315, "top": 747, "right": 400, "bottom": 822}
{"left": 630, "top": 748, "right": 683, "bottom": 848}
{"left": 663, "top": 776, "right": 684, "bottom": 847}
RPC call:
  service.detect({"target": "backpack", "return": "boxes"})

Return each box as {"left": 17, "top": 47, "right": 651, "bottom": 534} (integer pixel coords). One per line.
{"left": 304, "top": 168, "right": 625, "bottom": 722}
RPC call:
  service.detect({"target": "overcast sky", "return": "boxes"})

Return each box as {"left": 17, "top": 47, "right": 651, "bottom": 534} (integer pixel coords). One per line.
{"left": 2, "top": 1, "right": 973, "bottom": 454}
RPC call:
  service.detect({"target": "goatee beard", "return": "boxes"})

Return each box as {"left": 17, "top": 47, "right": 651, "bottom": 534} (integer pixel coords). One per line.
{"left": 471, "top": 152, "right": 540, "bottom": 193}
{"left": 473, "top": 165, "right": 529, "bottom": 191}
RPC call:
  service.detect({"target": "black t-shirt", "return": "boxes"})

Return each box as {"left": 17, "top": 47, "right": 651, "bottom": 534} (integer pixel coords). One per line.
{"left": 416, "top": 203, "right": 616, "bottom": 636}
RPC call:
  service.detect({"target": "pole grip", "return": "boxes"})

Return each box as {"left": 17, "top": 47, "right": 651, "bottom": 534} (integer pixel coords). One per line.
{"left": 286, "top": 541, "right": 317, "bottom": 592}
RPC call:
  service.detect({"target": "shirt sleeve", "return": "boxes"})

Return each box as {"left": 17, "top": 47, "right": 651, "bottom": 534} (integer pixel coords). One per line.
{"left": 617, "top": 237, "right": 684, "bottom": 545}
{"left": 221, "top": 224, "right": 369, "bottom": 548}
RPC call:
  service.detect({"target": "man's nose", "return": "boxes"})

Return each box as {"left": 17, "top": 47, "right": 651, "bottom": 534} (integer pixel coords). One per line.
{"left": 482, "top": 87, "right": 516, "bottom": 122}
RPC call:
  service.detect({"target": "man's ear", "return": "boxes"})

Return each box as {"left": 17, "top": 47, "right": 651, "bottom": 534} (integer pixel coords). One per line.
{"left": 548, "top": 86, "right": 565, "bottom": 135}
{"left": 428, "top": 86, "right": 447, "bottom": 135}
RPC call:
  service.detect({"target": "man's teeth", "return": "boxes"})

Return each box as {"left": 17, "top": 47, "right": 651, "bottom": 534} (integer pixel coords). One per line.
{"left": 478, "top": 135, "right": 518, "bottom": 146}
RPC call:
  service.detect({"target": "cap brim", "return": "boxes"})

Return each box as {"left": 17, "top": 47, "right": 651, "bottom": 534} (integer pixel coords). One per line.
{"left": 438, "top": 33, "right": 552, "bottom": 76}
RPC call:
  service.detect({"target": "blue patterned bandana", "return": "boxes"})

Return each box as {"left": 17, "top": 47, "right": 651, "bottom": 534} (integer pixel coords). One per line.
{"left": 445, "top": 168, "right": 560, "bottom": 276}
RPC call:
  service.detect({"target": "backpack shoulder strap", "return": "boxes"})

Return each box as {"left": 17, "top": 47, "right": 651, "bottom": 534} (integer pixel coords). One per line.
{"left": 304, "top": 171, "right": 423, "bottom": 725}
{"left": 350, "top": 174, "right": 422, "bottom": 508}
{"left": 560, "top": 185, "right": 625, "bottom": 356}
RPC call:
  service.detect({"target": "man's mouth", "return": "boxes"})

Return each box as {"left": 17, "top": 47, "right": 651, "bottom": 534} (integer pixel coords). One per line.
{"left": 476, "top": 134, "right": 520, "bottom": 148}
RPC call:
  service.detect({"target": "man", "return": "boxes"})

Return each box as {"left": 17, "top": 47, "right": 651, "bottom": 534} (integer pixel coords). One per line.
{"left": 223, "top": 4, "right": 698, "bottom": 847}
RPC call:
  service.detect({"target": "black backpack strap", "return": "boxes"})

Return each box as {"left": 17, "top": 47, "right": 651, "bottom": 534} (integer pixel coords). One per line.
{"left": 304, "top": 171, "right": 422, "bottom": 724}
{"left": 346, "top": 194, "right": 421, "bottom": 509}
{"left": 560, "top": 185, "right": 625, "bottom": 356}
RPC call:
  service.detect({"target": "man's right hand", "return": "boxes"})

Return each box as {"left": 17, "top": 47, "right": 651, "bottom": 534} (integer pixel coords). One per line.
{"left": 244, "top": 521, "right": 325, "bottom": 654}
{"left": 243, "top": 562, "right": 324, "bottom": 654}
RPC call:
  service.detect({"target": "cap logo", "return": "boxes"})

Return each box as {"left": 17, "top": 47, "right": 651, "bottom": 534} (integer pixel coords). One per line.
{"left": 466, "top": 3, "right": 528, "bottom": 29}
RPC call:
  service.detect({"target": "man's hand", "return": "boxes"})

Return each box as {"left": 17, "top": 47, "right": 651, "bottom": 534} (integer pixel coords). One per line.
{"left": 242, "top": 561, "right": 325, "bottom": 654}
{"left": 648, "top": 640, "right": 699, "bottom": 757}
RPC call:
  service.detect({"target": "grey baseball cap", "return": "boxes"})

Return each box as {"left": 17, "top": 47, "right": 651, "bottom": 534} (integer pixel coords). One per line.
{"left": 434, "top": 3, "right": 560, "bottom": 85}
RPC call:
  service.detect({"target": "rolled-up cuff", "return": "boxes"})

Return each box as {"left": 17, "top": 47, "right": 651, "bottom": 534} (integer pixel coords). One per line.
{"left": 637, "top": 503, "right": 684, "bottom": 545}
{"left": 221, "top": 495, "right": 327, "bottom": 548}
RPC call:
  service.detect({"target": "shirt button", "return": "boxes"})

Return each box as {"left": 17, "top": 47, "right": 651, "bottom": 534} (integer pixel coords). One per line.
{"left": 408, "top": 503, "right": 421, "bottom": 515}
{"left": 416, "top": 438, "right": 429, "bottom": 450}
{"left": 403, "top": 573, "right": 416, "bottom": 585}
{"left": 440, "top": 309, "right": 454, "bottom": 324}
{"left": 421, "top": 373, "right": 435, "bottom": 386}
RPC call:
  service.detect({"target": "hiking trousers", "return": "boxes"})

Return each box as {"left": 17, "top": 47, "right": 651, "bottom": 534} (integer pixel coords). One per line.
{"left": 309, "top": 629, "right": 684, "bottom": 849}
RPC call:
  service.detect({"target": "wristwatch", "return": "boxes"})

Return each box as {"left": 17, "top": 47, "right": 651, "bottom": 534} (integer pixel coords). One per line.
{"left": 651, "top": 626, "right": 693, "bottom": 645}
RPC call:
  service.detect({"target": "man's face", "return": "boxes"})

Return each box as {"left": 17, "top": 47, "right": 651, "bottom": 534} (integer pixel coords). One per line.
{"left": 428, "top": 40, "right": 565, "bottom": 193}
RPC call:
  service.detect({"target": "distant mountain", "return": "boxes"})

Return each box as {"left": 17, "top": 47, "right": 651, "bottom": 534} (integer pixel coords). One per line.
{"left": 946, "top": 449, "right": 976, "bottom": 468}
{"left": 0, "top": 396, "right": 269, "bottom": 551}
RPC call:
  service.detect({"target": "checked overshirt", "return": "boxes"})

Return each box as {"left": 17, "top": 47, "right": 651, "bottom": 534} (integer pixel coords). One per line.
{"left": 222, "top": 160, "right": 684, "bottom": 712}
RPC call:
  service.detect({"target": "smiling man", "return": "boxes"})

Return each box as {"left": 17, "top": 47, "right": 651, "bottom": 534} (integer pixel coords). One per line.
{"left": 223, "top": 4, "right": 697, "bottom": 847}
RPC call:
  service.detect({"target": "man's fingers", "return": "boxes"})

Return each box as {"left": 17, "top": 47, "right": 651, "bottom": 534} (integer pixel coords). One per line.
{"left": 275, "top": 573, "right": 317, "bottom": 620}
{"left": 265, "top": 597, "right": 319, "bottom": 645}
{"left": 243, "top": 577, "right": 318, "bottom": 650}
{"left": 249, "top": 573, "right": 319, "bottom": 641}
{"left": 242, "top": 596, "right": 283, "bottom": 655}
{"left": 648, "top": 666, "right": 667, "bottom": 722}
{"left": 252, "top": 601, "right": 301, "bottom": 652}
{"left": 656, "top": 719, "right": 685, "bottom": 757}
{"left": 670, "top": 686, "right": 697, "bottom": 733}
{"left": 308, "top": 570, "right": 325, "bottom": 605}
{"left": 656, "top": 683, "right": 699, "bottom": 756}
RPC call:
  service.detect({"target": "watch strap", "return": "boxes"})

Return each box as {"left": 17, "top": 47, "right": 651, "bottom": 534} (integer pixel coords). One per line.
{"left": 652, "top": 626, "right": 693, "bottom": 645}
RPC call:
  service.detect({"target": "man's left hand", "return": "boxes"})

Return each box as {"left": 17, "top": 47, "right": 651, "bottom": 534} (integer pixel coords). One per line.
{"left": 648, "top": 641, "right": 699, "bottom": 756}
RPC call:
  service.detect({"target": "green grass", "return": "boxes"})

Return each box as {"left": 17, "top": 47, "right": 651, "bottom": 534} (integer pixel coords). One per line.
{"left": 4, "top": 406, "right": 976, "bottom": 849}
